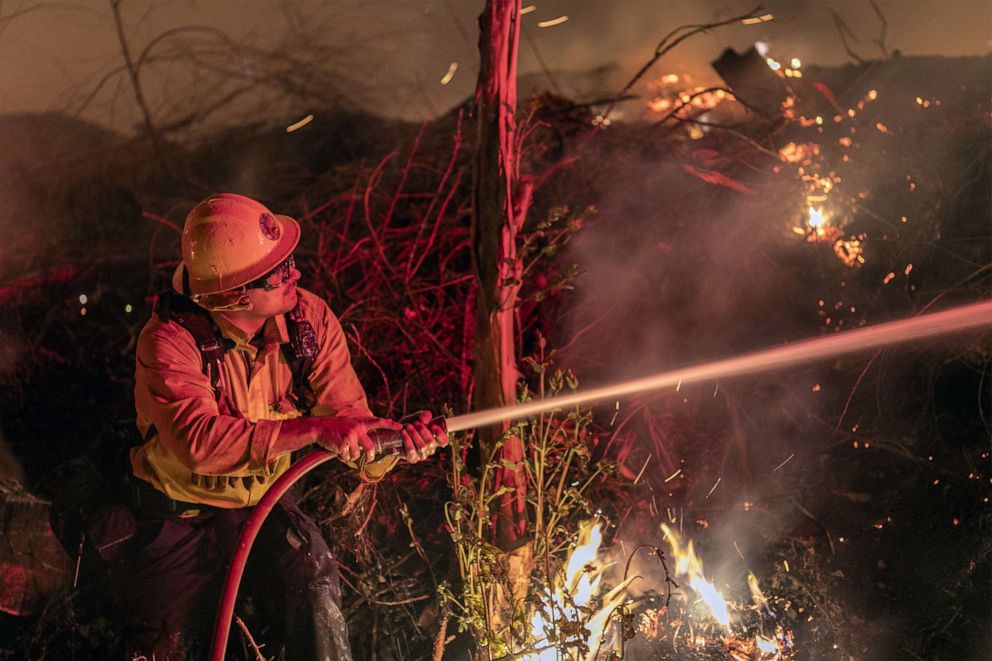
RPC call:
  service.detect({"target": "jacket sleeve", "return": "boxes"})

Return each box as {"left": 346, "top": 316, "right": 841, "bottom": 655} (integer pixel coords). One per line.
{"left": 303, "top": 294, "right": 399, "bottom": 481}
{"left": 305, "top": 296, "right": 373, "bottom": 418}
{"left": 134, "top": 320, "right": 280, "bottom": 475}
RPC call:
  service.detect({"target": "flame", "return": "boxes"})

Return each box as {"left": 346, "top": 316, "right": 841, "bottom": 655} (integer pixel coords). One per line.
{"left": 564, "top": 520, "right": 603, "bottom": 604}
{"left": 661, "top": 524, "right": 731, "bottom": 627}
{"left": 747, "top": 571, "right": 771, "bottom": 614}
{"left": 525, "top": 520, "right": 633, "bottom": 660}
{"left": 756, "top": 636, "right": 777, "bottom": 654}
{"left": 807, "top": 206, "right": 824, "bottom": 229}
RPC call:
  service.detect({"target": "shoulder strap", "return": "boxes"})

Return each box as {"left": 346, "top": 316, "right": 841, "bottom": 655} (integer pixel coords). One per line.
{"left": 282, "top": 304, "right": 318, "bottom": 415}
{"left": 154, "top": 292, "right": 317, "bottom": 415}
{"left": 155, "top": 291, "right": 228, "bottom": 389}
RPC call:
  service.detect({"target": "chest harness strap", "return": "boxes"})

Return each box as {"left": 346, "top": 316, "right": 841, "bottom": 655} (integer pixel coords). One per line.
{"left": 147, "top": 292, "right": 319, "bottom": 491}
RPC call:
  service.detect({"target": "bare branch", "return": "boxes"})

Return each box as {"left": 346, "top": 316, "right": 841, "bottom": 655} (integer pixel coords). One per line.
{"left": 109, "top": 0, "right": 169, "bottom": 165}
{"left": 601, "top": 6, "right": 765, "bottom": 121}
{"left": 869, "top": 0, "right": 890, "bottom": 57}
{"left": 234, "top": 616, "right": 269, "bottom": 661}
{"left": 831, "top": 10, "right": 868, "bottom": 65}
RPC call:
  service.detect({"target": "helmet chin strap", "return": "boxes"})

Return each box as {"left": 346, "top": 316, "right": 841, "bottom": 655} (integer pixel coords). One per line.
{"left": 192, "top": 289, "right": 254, "bottom": 312}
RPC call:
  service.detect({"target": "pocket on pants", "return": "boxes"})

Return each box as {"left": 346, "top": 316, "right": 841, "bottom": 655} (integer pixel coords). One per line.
{"left": 135, "top": 516, "right": 189, "bottom": 559}
{"left": 87, "top": 504, "right": 138, "bottom": 562}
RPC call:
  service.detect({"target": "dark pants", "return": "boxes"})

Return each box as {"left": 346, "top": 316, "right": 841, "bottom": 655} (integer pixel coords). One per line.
{"left": 114, "top": 498, "right": 352, "bottom": 660}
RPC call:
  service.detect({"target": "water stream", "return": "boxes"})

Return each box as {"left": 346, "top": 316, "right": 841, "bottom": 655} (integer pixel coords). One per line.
{"left": 446, "top": 300, "right": 991, "bottom": 433}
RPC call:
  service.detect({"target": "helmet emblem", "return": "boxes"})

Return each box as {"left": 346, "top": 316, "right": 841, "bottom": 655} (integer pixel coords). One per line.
{"left": 259, "top": 213, "right": 281, "bottom": 240}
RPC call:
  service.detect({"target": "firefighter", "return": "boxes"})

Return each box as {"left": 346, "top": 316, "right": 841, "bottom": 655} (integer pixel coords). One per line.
{"left": 121, "top": 193, "right": 448, "bottom": 659}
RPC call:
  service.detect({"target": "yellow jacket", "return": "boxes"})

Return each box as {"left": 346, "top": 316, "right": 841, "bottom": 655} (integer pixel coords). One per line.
{"left": 131, "top": 288, "right": 397, "bottom": 507}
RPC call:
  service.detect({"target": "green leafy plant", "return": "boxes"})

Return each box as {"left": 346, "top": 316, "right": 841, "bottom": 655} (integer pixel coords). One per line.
{"left": 441, "top": 334, "right": 619, "bottom": 658}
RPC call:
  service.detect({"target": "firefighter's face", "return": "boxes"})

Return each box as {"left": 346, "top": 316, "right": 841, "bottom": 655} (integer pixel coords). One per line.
{"left": 239, "top": 261, "right": 301, "bottom": 318}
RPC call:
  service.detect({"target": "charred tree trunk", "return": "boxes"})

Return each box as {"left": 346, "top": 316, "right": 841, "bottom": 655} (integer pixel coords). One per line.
{"left": 471, "top": 0, "right": 529, "bottom": 553}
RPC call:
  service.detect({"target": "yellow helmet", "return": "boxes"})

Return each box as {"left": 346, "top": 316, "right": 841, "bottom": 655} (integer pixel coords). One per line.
{"left": 172, "top": 193, "right": 300, "bottom": 296}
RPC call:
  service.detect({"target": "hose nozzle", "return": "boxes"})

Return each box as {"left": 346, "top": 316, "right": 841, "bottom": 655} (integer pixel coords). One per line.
{"left": 369, "top": 415, "right": 447, "bottom": 457}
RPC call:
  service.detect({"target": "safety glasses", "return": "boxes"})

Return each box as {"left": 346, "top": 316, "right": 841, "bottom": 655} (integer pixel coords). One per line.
{"left": 245, "top": 254, "right": 296, "bottom": 291}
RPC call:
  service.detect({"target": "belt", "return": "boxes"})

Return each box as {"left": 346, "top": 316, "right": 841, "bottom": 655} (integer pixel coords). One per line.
{"left": 129, "top": 478, "right": 212, "bottom": 518}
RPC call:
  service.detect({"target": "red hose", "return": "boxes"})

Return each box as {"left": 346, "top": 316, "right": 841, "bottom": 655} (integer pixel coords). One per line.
{"left": 208, "top": 448, "right": 334, "bottom": 661}
{"left": 208, "top": 422, "right": 438, "bottom": 660}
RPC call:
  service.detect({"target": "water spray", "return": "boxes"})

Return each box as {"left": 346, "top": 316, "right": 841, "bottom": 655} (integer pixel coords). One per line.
{"left": 446, "top": 300, "right": 990, "bottom": 431}
{"left": 209, "top": 300, "right": 989, "bottom": 659}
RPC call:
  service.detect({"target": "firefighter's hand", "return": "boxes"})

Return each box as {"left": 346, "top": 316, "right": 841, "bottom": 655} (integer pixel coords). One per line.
{"left": 314, "top": 416, "right": 402, "bottom": 463}
{"left": 400, "top": 411, "right": 449, "bottom": 464}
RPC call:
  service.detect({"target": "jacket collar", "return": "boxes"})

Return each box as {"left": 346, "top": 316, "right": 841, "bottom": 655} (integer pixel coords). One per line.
{"left": 210, "top": 311, "right": 290, "bottom": 359}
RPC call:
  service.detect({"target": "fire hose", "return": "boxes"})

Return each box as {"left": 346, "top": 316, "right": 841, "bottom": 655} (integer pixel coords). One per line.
{"left": 208, "top": 300, "right": 990, "bottom": 659}
{"left": 208, "top": 422, "right": 452, "bottom": 661}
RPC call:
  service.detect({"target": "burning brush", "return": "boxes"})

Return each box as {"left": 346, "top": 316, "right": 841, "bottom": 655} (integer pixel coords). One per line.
{"left": 657, "top": 525, "right": 795, "bottom": 660}
{"left": 524, "top": 519, "right": 636, "bottom": 661}
{"left": 519, "top": 519, "right": 796, "bottom": 660}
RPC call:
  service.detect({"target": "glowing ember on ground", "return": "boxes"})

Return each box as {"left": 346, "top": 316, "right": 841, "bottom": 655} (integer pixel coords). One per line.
{"left": 778, "top": 142, "right": 819, "bottom": 164}
{"left": 647, "top": 97, "right": 672, "bottom": 113}
{"left": 645, "top": 72, "right": 734, "bottom": 122}
{"left": 833, "top": 238, "right": 865, "bottom": 267}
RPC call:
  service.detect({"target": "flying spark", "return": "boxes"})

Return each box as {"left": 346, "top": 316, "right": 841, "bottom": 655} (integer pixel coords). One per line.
{"left": 773, "top": 453, "right": 795, "bottom": 472}
{"left": 705, "top": 477, "right": 722, "bottom": 498}
{"left": 286, "top": 114, "right": 314, "bottom": 132}
{"left": 742, "top": 13, "right": 774, "bottom": 25}
{"left": 633, "top": 454, "right": 652, "bottom": 485}
{"left": 439, "top": 61, "right": 458, "bottom": 85}
{"left": 537, "top": 15, "right": 568, "bottom": 28}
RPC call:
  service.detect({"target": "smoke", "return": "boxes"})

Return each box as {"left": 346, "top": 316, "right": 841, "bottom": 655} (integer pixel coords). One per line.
{"left": 550, "top": 49, "right": 990, "bottom": 655}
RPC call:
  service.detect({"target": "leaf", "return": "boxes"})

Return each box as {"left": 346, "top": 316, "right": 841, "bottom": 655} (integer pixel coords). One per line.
{"left": 500, "top": 459, "right": 524, "bottom": 472}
